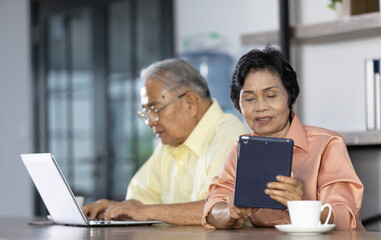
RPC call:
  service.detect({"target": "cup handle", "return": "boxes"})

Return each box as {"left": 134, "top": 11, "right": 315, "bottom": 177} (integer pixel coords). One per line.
{"left": 321, "top": 203, "right": 332, "bottom": 225}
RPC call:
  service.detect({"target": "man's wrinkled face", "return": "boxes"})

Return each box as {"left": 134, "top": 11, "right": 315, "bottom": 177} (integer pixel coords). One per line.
{"left": 140, "top": 78, "right": 194, "bottom": 146}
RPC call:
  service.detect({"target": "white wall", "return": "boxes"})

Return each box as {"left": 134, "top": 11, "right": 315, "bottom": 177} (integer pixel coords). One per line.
{"left": 174, "top": 0, "right": 279, "bottom": 61}
{"left": 293, "top": 0, "right": 381, "bottom": 132}
{"left": 0, "top": 0, "right": 33, "bottom": 217}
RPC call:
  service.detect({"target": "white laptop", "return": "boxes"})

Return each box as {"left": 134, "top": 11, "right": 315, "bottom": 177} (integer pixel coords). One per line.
{"left": 21, "top": 153, "right": 161, "bottom": 226}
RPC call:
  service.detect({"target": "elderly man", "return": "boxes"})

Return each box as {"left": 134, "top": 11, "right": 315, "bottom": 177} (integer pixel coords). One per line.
{"left": 82, "top": 58, "right": 248, "bottom": 225}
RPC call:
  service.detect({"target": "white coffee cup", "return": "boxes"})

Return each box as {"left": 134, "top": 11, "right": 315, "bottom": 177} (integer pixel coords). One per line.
{"left": 75, "top": 196, "right": 85, "bottom": 208}
{"left": 287, "top": 200, "right": 332, "bottom": 227}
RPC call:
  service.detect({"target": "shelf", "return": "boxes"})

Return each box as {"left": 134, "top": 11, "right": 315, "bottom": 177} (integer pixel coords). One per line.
{"left": 241, "top": 12, "right": 381, "bottom": 44}
{"left": 339, "top": 131, "right": 381, "bottom": 146}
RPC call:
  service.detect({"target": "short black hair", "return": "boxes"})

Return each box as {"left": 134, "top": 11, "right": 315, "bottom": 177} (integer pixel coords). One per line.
{"left": 230, "top": 45, "right": 299, "bottom": 112}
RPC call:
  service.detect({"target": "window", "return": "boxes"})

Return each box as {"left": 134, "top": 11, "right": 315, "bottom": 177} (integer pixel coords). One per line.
{"left": 32, "top": 0, "right": 173, "bottom": 215}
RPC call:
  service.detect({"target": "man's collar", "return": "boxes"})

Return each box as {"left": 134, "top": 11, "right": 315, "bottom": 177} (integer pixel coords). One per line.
{"left": 181, "top": 99, "right": 223, "bottom": 156}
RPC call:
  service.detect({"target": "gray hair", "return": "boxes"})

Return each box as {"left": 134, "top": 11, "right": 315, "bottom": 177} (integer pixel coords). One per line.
{"left": 140, "top": 58, "right": 211, "bottom": 98}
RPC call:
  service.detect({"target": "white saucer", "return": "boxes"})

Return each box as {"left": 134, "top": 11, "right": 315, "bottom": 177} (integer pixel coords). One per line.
{"left": 275, "top": 224, "right": 335, "bottom": 235}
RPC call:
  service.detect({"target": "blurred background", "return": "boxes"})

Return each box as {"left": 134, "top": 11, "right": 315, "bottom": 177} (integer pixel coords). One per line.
{"left": 2, "top": 0, "right": 381, "bottom": 231}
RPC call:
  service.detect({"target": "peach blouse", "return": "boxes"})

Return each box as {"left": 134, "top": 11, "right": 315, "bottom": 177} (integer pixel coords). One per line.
{"left": 202, "top": 114, "right": 365, "bottom": 231}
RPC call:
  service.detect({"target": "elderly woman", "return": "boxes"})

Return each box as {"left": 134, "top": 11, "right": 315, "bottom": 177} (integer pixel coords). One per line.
{"left": 202, "top": 46, "right": 364, "bottom": 231}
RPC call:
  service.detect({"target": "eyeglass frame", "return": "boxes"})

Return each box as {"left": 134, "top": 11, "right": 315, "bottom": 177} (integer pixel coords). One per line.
{"left": 137, "top": 92, "right": 187, "bottom": 124}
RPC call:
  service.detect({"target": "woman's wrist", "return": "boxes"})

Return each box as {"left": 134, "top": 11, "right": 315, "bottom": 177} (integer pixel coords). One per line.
{"left": 207, "top": 202, "right": 241, "bottom": 229}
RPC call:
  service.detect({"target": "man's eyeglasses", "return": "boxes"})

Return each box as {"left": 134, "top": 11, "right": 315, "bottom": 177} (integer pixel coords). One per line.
{"left": 137, "top": 92, "right": 187, "bottom": 125}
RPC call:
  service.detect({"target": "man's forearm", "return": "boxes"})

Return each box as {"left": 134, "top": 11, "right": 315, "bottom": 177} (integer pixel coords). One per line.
{"left": 147, "top": 200, "right": 205, "bottom": 225}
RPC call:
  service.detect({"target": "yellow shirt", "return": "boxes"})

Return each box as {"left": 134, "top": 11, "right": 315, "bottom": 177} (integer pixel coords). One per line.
{"left": 126, "top": 100, "right": 249, "bottom": 204}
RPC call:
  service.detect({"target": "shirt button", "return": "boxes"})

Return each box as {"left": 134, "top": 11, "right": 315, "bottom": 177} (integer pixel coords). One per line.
{"left": 202, "top": 192, "right": 208, "bottom": 198}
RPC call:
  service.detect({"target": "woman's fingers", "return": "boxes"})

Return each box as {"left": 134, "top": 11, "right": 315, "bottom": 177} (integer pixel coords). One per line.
{"left": 265, "top": 175, "right": 304, "bottom": 205}
{"left": 227, "top": 194, "right": 258, "bottom": 219}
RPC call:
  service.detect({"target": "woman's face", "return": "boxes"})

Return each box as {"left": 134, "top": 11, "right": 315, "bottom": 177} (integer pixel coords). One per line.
{"left": 239, "top": 69, "right": 291, "bottom": 138}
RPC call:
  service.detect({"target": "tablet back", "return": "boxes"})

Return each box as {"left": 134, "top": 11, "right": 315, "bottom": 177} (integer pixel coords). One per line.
{"left": 234, "top": 135, "right": 293, "bottom": 210}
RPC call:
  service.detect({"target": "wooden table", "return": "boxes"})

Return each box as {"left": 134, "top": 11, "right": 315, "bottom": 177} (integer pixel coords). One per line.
{"left": 1, "top": 217, "right": 381, "bottom": 240}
